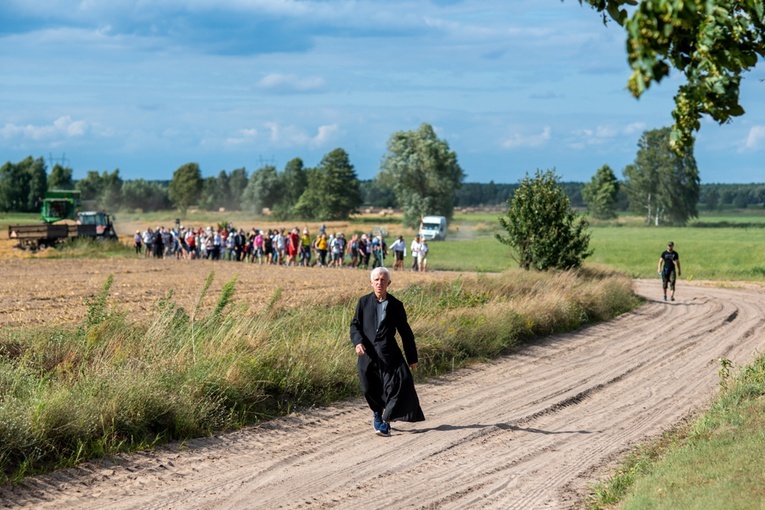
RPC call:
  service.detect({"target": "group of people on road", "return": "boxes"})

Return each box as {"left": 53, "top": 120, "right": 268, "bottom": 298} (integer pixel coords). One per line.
{"left": 133, "top": 224, "right": 431, "bottom": 271}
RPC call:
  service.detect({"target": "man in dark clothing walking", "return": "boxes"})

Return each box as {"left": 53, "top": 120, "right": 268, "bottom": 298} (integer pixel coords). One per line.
{"left": 658, "top": 241, "right": 682, "bottom": 301}
{"left": 350, "top": 267, "right": 425, "bottom": 437}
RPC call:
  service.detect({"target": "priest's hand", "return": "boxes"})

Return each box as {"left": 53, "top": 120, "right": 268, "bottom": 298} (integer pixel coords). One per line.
{"left": 355, "top": 344, "right": 366, "bottom": 356}
{"left": 410, "top": 363, "right": 417, "bottom": 369}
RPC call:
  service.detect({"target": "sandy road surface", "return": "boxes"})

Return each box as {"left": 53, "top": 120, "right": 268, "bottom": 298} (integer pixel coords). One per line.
{"left": 3, "top": 280, "right": 764, "bottom": 509}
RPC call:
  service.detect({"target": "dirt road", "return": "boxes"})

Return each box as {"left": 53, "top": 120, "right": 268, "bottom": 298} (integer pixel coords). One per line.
{"left": 3, "top": 280, "right": 764, "bottom": 509}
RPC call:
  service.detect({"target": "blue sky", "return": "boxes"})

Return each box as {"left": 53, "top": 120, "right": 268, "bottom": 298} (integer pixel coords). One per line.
{"left": 1, "top": 1, "right": 763, "bottom": 184}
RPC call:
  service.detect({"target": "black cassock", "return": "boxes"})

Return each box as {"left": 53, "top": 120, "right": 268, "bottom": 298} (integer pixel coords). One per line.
{"left": 350, "top": 292, "right": 425, "bottom": 423}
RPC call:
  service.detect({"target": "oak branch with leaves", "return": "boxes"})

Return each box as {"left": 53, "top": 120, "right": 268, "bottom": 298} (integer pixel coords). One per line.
{"left": 580, "top": 0, "right": 765, "bottom": 153}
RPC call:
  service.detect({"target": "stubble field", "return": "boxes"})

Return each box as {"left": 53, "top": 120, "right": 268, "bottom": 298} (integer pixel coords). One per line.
{"left": 0, "top": 237, "right": 445, "bottom": 329}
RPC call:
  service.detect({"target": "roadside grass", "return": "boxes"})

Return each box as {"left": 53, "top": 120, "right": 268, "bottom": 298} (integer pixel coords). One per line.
{"left": 0, "top": 266, "right": 639, "bottom": 483}
{"left": 589, "top": 356, "right": 765, "bottom": 510}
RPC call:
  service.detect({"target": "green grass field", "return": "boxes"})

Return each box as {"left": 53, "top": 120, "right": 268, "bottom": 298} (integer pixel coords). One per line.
{"left": 0, "top": 212, "right": 38, "bottom": 225}
{"left": 447, "top": 209, "right": 765, "bottom": 281}
{"left": 587, "top": 225, "right": 765, "bottom": 280}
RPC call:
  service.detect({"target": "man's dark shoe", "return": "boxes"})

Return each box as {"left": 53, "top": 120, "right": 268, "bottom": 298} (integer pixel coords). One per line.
{"left": 376, "top": 421, "right": 391, "bottom": 437}
{"left": 373, "top": 412, "right": 383, "bottom": 432}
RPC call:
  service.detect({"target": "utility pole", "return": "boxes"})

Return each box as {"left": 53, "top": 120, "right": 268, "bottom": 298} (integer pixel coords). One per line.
{"left": 47, "top": 153, "right": 69, "bottom": 169}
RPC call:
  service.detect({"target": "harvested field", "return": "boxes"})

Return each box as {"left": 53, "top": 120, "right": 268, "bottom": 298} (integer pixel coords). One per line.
{"left": 0, "top": 253, "right": 447, "bottom": 329}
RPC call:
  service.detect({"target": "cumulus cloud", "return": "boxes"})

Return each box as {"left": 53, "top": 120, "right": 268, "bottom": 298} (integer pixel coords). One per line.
{"left": 501, "top": 127, "right": 551, "bottom": 149}
{"left": 739, "top": 125, "right": 765, "bottom": 152}
{"left": 568, "top": 122, "right": 646, "bottom": 148}
{"left": 224, "top": 128, "right": 258, "bottom": 147}
{"left": 265, "top": 122, "right": 339, "bottom": 149}
{"left": 1, "top": 116, "right": 88, "bottom": 142}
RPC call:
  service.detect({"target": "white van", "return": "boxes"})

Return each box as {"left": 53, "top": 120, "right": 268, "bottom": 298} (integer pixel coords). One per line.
{"left": 419, "top": 215, "right": 447, "bottom": 241}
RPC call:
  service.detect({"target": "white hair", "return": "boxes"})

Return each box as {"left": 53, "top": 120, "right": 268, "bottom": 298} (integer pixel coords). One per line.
{"left": 370, "top": 266, "right": 391, "bottom": 281}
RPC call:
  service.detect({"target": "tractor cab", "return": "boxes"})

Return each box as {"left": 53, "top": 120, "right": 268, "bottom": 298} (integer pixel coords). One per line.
{"left": 41, "top": 190, "right": 81, "bottom": 223}
{"left": 77, "top": 211, "right": 118, "bottom": 239}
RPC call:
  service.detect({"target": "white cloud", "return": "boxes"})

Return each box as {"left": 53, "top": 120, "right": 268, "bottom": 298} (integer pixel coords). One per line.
{"left": 265, "top": 122, "right": 339, "bottom": 149}
{"left": 257, "top": 73, "right": 326, "bottom": 92}
{"left": 224, "top": 128, "right": 259, "bottom": 147}
{"left": 739, "top": 125, "right": 765, "bottom": 152}
{"left": 1, "top": 116, "right": 88, "bottom": 142}
{"left": 569, "top": 122, "right": 647, "bottom": 148}
{"left": 313, "top": 124, "right": 339, "bottom": 146}
{"left": 624, "top": 122, "right": 646, "bottom": 135}
{"left": 501, "top": 127, "right": 551, "bottom": 149}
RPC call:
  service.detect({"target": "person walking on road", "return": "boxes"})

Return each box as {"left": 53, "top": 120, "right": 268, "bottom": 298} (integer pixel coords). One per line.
{"left": 658, "top": 241, "right": 681, "bottom": 301}
{"left": 350, "top": 267, "right": 425, "bottom": 437}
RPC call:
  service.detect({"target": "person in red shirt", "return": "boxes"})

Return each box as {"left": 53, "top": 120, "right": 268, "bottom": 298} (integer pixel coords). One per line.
{"left": 287, "top": 228, "right": 300, "bottom": 266}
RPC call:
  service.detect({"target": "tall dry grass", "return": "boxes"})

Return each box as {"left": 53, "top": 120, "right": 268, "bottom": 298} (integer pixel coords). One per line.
{"left": 0, "top": 266, "right": 640, "bottom": 482}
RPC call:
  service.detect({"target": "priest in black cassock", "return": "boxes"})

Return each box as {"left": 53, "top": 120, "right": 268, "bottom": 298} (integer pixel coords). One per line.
{"left": 350, "top": 267, "right": 425, "bottom": 437}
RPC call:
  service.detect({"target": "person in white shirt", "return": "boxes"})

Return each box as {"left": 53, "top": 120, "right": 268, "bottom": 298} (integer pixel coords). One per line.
{"left": 410, "top": 234, "right": 421, "bottom": 272}
{"left": 390, "top": 235, "right": 406, "bottom": 271}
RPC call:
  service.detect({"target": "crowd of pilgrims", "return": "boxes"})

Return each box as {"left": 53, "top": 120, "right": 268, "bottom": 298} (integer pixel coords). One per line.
{"left": 133, "top": 224, "right": 430, "bottom": 271}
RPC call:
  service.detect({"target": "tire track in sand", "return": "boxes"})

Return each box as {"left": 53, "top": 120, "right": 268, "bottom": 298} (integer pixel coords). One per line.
{"left": 2, "top": 280, "right": 764, "bottom": 509}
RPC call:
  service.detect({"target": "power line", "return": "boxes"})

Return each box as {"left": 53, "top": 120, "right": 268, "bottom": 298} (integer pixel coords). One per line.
{"left": 48, "top": 153, "right": 69, "bottom": 168}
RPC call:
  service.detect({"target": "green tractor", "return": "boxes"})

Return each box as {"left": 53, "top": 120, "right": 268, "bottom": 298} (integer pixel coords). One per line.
{"left": 8, "top": 190, "right": 118, "bottom": 250}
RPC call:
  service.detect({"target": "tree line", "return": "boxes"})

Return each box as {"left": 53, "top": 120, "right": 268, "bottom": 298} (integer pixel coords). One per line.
{"left": 0, "top": 124, "right": 465, "bottom": 228}
{"left": 2, "top": 125, "right": 762, "bottom": 225}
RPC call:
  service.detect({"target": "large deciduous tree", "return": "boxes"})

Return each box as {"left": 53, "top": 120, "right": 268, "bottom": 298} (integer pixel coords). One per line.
{"left": 0, "top": 161, "right": 28, "bottom": 212}
{"left": 241, "top": 165, "right": 283, "bottom": 215}
{"left": 379, "top": 123, "right": 464, "bottom": 229}
{"left": 579, "top": 0, "right": 765, "bottom": 153}
{"left": 22, "top": 157, "right": 47, "bottom": 212}
{"left": 0, "top": 156, "right": 47, "bottom": 212}
{"left": 281, "top": 157, "right": 307, "bottom": 213}
{"left": 496, "top": 170, "right": 592, "bottom": 271}
{"left": 76, "top": 169, "right": 123, "bottom": 210}
{"left": 168, "top": 162, "right": 203, "bottom": 216}
{"left": 293, "top": 148, "right": 362, "bottom": 221}
{"left": 227, "top": 167, "right": 249, "bottom": 211}
{"left": 623, "top": 127, "right": 700, "bottom": 226}
{"left": 48, "top": 164, "right": 74, "bottom": 190}
{"left": 582, "top": 164, "right": 620, "bottom": 220}
{"left": 121, "top": 179, "right": 170, "bottom": 212}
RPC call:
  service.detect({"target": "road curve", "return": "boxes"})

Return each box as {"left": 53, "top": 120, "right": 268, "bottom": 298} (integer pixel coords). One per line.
{"left": 3, "top": 280, "right": 764, "bottom": 509}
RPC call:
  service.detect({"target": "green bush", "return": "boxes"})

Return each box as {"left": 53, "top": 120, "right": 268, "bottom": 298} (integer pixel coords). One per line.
{"left": 497, "top": 170, "right": 592, "bottom": 271}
